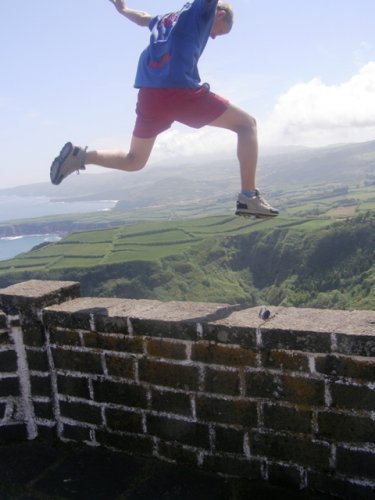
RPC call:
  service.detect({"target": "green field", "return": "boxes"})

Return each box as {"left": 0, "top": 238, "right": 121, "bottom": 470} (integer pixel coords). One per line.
{"left": 0, "top": 178, "right": 374, "bottom": 309}
{"left": 0, "top": 214, "right": 332, "bottom": 274}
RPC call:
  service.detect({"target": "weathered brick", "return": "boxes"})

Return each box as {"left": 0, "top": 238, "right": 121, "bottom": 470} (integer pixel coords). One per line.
{"left": 261, "top": 349, "right": 310, "bottom": 373}
{"left": 139, "top": 358, "right": 199, "bottom": 391}
{"left": 147, "top": 414, "right": 210, "bottom": 448}
{"left": 331, "top": 381, "right": 375, "bottom": 411}
{"left": 105, "top": 407, "right": 143, "bottom": 433}
{"left": 57, "top": 375, "right": 90, "bottom": 399}
{"left": 0, "top": 350, "right": 17, "bottom": 372}
{"left": 26, "top": 349, "right": 49, "bottom": 372}
{"left": 262, "top": 329, "right": 331, "bottom": 353}
{"left": 0, "top": 280, "right": 80, "bottom": 312}
{"left": 318, "top": 412, "right": 375, "bottom": 443}
{"left": 3, "top": 279, "right": 375, "bottom": 499}
{"left": 191, "top": 342, "right": 257, "bottom": 367}
{"left": 337, "top": 446, "right": 375, "bottom": 480}
{"left": 0, "top": 377, "right": 20, "bottom": 397}
{"left": 0, "top": 330, "right": 9, "bottom": 345}
{"left": 215, "top": 426, "right": 244, "bottom": 454}
{"left": 43, "top": 309, "right": 90, "bottom": 331}
{"left": 7, "top": 316, "right": 21, "bottom": 327}
{"left": 96, "top": 430, "right": 154, "bottom": 456}
{"left": 0, "top": 312, "right": 7, "bottom": 329}
{"left": 33, "top": 401, "right": 54, "bottom": 420}
{"left": 62, "top": 423, "right": 91, "bottom": 442}
{"left": 30, "top": 375, "right": 51, "bottom": 397}
{"left": 202, "top": 455, "right": 261, "bottom": 479}
{"left": 158, "top": 441, "right": 198, "bottom": 467}
{"left": 93, "top": 379, "right": 148, "bottom": 408}
{"left": 267, "top": 462, "right": 303, "bottom": 489}
{"left": 92, "top": 315, "right": 129, "bottom": 335}
{"left": 204, "top": 366, "right": 240, "bottom": 396}
{"left": 49, "top": 328, "right": 81, "bottom": 347}
{"left": 251, "top": 431, "right": 330, "bottom": 470}
{"left": 0, "top": 402, "right": 7, "bottom": 419}
{"left": 105, "top": 354, "right": 135, "bottom": 380}
{"left": 246, "top": 371, "right": 325, "bottom": 406}
{"left": 22, "top": 322, "right": 46, "bottom": 347}
{"left": 308, "top": 471, "right": 375, "bottom": 500}
{"left": 203, "top": 325, "right": 257, "bottom": 348}
{"left": 132, "top": 318, "right": 198, "bottom": 341}
{"left": 52, "top": 348, "right": 102, "bottom": 375}
{"left": 83, "top": 332, "right": 143, "bottom": 354}
{"left": 146, "top": 338, "right": 187, "bottom": 360}
{"left": 263, "top": 403, "right": 312, "bottom": 434}
{"left": 36, "top": 424, "right": 57, "bottom": 443}
{"left": 151, "top": 388, "right": 192, "bottom": 417}
{"left": 60, "top": 400, "right": 102, "bottom": 425}
{"left": 315, "top": 354, "right": 375, "bottom": 382}
{"left": 336, "top": 333, "right": 375, "bottom": 358}
{"left": 196, "top": 395, "right": 257, "bottom": 427}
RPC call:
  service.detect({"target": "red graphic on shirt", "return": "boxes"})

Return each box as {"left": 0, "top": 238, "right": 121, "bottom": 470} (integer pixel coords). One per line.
{"left": 149, "top": 53, "right": 172, "bottom": 69}
{"left": 162, "top": 13, "right": 178, "bottom": 27}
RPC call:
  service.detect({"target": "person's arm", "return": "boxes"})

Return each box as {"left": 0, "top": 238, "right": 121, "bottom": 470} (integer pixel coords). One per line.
{"left": 108, "top": 0, "right": 152, "bottom": 27}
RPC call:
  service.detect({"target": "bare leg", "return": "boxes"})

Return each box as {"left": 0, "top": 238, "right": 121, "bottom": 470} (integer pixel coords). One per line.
{"left": 209, "top": 103, "right": 258, "bottom": 191}
{"left": 85, "top": 135, "right": 157, "bottom": 172}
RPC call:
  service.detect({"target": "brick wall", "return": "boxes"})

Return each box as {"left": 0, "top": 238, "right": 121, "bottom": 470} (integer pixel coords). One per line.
{"left": 0, "top": 308, "right": 28, "bottom": 442}
{"left": 0, "top": 280, "right": 80, "bottom": 441}
{"left": 0, "top": 280, "right": 374, "bottom": 499}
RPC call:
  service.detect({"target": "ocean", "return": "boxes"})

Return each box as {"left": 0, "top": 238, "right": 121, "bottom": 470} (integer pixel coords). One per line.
{"left": 0, "top": 234, "right": 62, "bottom": 261}
{"left": 0, "top": 195, "right": 116, "bottom": 261}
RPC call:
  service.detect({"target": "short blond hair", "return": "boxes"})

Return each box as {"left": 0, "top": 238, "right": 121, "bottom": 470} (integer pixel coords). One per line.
{"left": 217, "top": 1, "right": 234, "bottom": 29}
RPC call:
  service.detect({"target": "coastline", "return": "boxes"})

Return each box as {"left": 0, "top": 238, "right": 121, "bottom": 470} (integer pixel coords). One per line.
{"left": 0, "top": 219, "right": 75, "bottom": 238}
{"left": 0, "top": 233, "right": 62, "bottom": 261}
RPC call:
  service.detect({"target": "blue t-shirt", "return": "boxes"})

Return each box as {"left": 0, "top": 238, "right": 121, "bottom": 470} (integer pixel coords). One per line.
{"left": 134, "top": 0, "right": 219, "bottom": 89}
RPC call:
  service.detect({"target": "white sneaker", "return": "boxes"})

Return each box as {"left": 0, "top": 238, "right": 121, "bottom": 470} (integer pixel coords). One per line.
{"left": 236, "top": 190, "right": 279, "bottom": 218}
{"left": 50, "top": 142, "right": 87, "bottom": 185}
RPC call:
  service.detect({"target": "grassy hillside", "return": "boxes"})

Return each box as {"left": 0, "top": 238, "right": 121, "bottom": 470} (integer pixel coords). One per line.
{"left": 1, "top": 212, "right": 374, "bottom": 310}
{"left": 1, "top": 140, "right": 374, "bottom": 309}
{"left": 232, "top": 211, "right": 375, "bottom": 310}
{"left": 0, "top": 215, "right": 286, "bottom": 302}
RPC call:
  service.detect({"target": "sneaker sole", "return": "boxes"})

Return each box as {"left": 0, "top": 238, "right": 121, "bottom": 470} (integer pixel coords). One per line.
{"left": 50, "top": 142, "right": 73, "bottom": 185}
{"left": 235, "top": 210, "right": 279, "bottom": 219}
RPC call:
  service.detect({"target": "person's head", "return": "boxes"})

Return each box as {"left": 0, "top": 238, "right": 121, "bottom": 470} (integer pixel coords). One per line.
{"left": 210, "top": 2, "right": 233, "bottom": 39}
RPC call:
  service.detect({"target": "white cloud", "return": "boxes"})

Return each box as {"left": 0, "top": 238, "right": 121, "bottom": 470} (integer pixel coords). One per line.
{"left": 152, "top": 127, "right": 236, "bottom": 163}
{"left": 353, "top": 41, "right": 373, "bottom": 67}
{"left": 115, "top": 61, "right": 375, "bottom": 167}
{"left": 261, "top": 61, "right": 375, "bottom": 147}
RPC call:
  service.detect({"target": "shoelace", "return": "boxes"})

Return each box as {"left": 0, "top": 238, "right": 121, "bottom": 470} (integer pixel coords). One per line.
{"left": 256, "top": 192, "right": 273, "bottom": 209}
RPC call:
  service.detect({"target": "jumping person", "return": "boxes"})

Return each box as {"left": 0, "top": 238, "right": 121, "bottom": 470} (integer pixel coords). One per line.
{"left": 50, "top": 0, "right": 279, "bottom": 218}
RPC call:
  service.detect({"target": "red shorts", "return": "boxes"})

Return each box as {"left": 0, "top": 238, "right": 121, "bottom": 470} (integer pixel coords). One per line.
{"left": 133, "top": 84, "right": 229, "bottom": 139}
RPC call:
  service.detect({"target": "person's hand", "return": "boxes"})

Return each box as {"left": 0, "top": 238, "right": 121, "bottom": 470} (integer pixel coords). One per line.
{"left": 108, "top": 0, "right": 126, "bottom": 14}
{"left": 108, "top": 0, "right": 151, "bottom": 26}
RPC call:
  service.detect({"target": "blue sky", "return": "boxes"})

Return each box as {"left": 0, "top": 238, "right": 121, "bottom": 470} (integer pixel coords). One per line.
{"left": 1, "top": 0, "right": 375, "bottom": 188}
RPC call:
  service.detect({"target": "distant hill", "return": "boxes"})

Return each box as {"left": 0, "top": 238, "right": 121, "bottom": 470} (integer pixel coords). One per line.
{"left": 260, "top": 140, "right": 375, "bottom": 187}
{"left": 0, "top": 138, "right": 374, "bottom": 244}
{"left": 1, "top": 140, "right": 373, "bottom": 311}
{"left": 1, "top": 140, "right": 374, "bottom": 208}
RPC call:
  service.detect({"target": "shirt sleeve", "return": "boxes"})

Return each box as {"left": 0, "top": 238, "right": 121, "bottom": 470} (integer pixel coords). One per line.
{"left": 148, "top": 15, "right": 159, "bottom": 31}
{"left": 196, "top": 0, "right": 219, "bottom": 16}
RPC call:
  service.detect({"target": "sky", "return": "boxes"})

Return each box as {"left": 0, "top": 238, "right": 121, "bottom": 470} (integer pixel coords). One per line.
{"left": 1, "top": 0, "right": 375, "bottom": 188}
